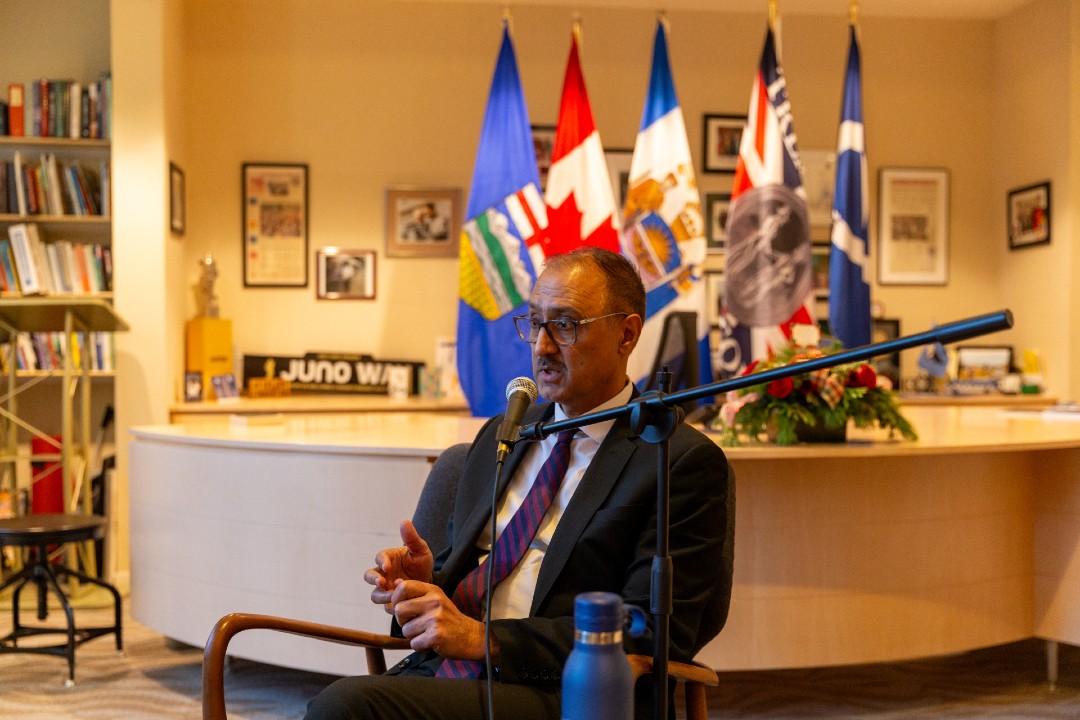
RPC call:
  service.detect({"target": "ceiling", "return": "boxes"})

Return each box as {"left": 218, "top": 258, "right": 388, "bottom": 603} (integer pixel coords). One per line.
{"left": 440, "top": 0, "right": 1034, "bottom": 20}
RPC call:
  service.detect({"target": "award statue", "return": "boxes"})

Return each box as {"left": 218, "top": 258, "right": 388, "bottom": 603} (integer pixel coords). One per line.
{"left": 186, "top": 252, "right": 234, "bottom": 401}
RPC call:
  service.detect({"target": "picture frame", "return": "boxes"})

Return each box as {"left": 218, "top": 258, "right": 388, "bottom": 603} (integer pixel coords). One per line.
{"left": 242, "top": 162, "right": 309, "bottom": 288}
{"left": 1007, "top": 181, "right": 1050, "bottom": 250}
{"left": 169, "top": 162, "right": 185, "bottom": 235}
{"left": 702, "top": 114, "right": 745, "bottom": 174}
{"left": 183, "top": 370, "right": 202, "bottom": 402}
{"left": 877, "top": 167, "right": 949, "bottom": 286}
{"left": 704, "top": 270, "right": 725, "bottom": 325}
{"left": 604, "top": 148, "right": 633, "bottom": 209}
{"left": 316, "top": 247, "right": 376, "bottom": 300}
{"left": 531, "top": 124, "right": 556, "bottom": 190}
{"left": 384, "top": 186, "right": 463, "bottom": 259}
{"left": 704, "top": 193, "right": 731, "bottom": 253}
{"left": 811, "top": 243, "right": 830, "bottom": 298}
{"left": 800, "top": 149, "right": 836, "bottom": 229}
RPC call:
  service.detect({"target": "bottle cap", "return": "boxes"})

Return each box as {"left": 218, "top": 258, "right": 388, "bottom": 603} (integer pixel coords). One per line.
{"left": 574, "top": 592, "right": 623, "bottom": 633}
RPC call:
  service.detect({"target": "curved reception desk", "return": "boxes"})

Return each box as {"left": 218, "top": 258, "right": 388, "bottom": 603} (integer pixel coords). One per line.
{"left": 129, "top": 405, "right": 1080, "bottom": 675}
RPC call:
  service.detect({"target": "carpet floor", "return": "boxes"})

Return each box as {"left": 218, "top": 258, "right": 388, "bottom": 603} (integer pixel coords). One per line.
{"left": 1, "top": 606, "right": 1079, "bottom": 719}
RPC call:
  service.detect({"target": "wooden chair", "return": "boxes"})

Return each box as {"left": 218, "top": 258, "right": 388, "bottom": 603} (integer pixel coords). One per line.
{"left": 202, "top": 443, "right": 729, "bottom": 720}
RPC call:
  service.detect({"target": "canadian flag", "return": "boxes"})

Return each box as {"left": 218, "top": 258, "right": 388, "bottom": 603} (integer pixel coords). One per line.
{"left": 540, "top": 29, "right": 620, "bottom": 258}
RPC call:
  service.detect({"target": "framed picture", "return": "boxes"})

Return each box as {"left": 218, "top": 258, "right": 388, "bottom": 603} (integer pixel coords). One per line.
{"left": 1007, "top": 181, "right": 1050, "bottom": 250}
{"left": 702, "top": 114, "right": 745, "bottom": 174}
{"left": 870, "top": 318, "right": 901, "bottom": 388}
{"left": 169, "top": 162, "right": 185, "bottom": 235}
{"left": 384, "top": 186, "right": 462, "bottom": 258}
{"left": 704, "top": 193, "right": 731, "bottom": 253}
{"left": 704, "top": 270, "right": 725, "bottom": 325}
{"left": 532, "top": 124, "right": 556, "bottom": 190}
{"left": 604, "top": 148, "right": 633, "bottom": 209}
{"left": 242, "top": 163, "right": 309, "bottom": 288}
{"left": 800, "top": 150, "right": 836, "bottom": 229}
{"left": 877, "top": 167, "right": 949, "bottom": 285}
{"left": 183, "top": 371, "right": 202, "bottom": 402}
{"left": 811, "top": 243, "right": 830, "bottom": 298}
{"left": 316, "top": 248, "right": 376, "bottom": 300}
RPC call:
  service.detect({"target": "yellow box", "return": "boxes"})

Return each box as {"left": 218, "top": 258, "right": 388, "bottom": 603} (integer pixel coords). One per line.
{"left": 186, "top": 318, "right": 233, "bottom": 400}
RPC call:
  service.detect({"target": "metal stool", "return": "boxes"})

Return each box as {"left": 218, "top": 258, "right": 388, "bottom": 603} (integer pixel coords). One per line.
{"left": 0, "top": 513, "right": 123, "bottom": 686}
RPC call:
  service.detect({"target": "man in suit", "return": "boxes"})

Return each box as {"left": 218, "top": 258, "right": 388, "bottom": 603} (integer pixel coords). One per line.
{"left": 305, "top": 247, "right": 731, "bottom": 719}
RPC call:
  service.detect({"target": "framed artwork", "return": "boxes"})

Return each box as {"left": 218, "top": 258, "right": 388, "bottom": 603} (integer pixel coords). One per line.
{"left": 800, "top": 150, "right": 836, "bottom": 229}
{"left": 169, "top": 162, "right": 185, "bottom": 235}
{"left": 811, "top": 243, "right": 830, "bottom": 298}
{"left": 384, "top": 186, "right": 463, "bottom": 258}
{"left": 704, "top": 270, "right": 725, "bottom": 325}
{"left": 316, "top": 247, "right": 376, "bottom": 300}
{"left": 183, "top": 371, "right": 202, "bottom": 402}
{"left": 604, "top": 148, "right": 633, "bottom": 209}
{"left": 242, "top": 162, "right": 309, "bottom": 287}
{"left": 1007, "top": 181, "right": 1050, "bottom": 250}
{"left": 531, "top": 124, "right": 556, "bottom": 190}
{"left": 877, "top": 167, "right": 949, "bottom": 286}
{"left": 702, "top": 114, "right": 745, "bottom": 174}
{"left": 704, "top": 193, "right": 731, "bottom": 253}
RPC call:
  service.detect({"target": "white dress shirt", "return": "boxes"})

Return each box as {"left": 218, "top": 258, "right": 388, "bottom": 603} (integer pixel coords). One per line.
{"left": 476, "top": 382, "right": 635, "bottom": 620}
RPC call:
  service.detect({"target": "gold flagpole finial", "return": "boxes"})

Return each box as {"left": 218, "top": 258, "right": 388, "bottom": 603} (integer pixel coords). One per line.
{"left": 503, "top": 6, "right": 512, "bottom": 32}
{"left": 572, "top": 13, "right": 582, "bottom": 44}
{"left": 768, "top": 0, "right": 778, "bottom": 30}
{"left": 849, "top": 0, "right": 859, "bottom": 25}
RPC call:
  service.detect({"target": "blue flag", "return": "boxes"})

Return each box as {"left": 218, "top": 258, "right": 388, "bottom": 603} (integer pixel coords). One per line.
{"left": 456, "top": 24, "right": 547, "bottom": 417}
{"left": 828, "top": 25, "right": 871, "bottom": 348}
{"left": 621, "top": 22, "right": 711, "bottom": 391}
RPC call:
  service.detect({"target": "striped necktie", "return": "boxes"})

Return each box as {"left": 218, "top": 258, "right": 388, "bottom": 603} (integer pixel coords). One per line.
{"left": 437, "top": 430, "right": 577, "bottom": 679}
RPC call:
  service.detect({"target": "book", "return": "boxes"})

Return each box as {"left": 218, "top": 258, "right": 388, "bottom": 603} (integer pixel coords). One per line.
{"left": 0, "top": 239, "right": 21, "bottom": 292}
{"left": 7, "top": 223, "right": 42, "bottom": 294}
{"left": 7, "top": 83, "right": 24, "bottom": 137}
{"left": 12, "top": 151, "right": 27, "bottom": 215}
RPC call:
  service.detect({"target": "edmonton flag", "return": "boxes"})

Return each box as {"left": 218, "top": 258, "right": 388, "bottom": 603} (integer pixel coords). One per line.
{"left": 828, "top": 24, "right": 871, "bottom": 349}
{"left": 621, "top": 21, "right": 711, "bottom": 390}
{"left": 720, "top": 25, "right": 814, "bottom": 375}
{"left": 456, "top": 23, "right": 547, "bottom": 417}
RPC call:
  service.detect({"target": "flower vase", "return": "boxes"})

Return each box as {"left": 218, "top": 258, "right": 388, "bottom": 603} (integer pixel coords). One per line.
{"left": 793, "top": 419, "right": 848, "bottom": 443}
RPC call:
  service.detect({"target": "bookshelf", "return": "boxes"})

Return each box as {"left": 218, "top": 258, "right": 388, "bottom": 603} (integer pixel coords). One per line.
{"left": 0, "top": 131, "right": 118, "bottom": 521}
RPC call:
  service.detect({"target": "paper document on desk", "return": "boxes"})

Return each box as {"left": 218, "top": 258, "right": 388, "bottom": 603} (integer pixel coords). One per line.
{"left": 1043, "top": 402, "right": 1080, "bottom": 421}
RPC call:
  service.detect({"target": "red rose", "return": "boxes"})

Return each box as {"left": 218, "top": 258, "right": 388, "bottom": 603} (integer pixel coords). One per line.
{"left": 848, "top": 364, "right": 877, "bottom": 389}
{"left": 767, "top": 377, "right": 794, "bottom": 399}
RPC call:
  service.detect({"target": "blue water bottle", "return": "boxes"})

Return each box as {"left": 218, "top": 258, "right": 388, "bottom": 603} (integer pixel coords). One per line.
{"left": 561, "top": 592, "right": 645, "bottom": 720}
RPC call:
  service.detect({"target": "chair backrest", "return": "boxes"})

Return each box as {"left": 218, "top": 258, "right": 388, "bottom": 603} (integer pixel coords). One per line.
{"left": 411, "top": 443, "right": 470, "bottom": 557}
{"left": 641, "top": 311, "right": 700, "bottom": 414}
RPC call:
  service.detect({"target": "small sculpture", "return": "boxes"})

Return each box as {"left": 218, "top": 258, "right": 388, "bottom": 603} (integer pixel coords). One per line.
{"left": 197, "top": 252, "right": 219, "bottom": 318}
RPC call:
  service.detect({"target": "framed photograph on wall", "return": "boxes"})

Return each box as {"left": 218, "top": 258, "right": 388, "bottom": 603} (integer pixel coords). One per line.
{"left": 877, "top": 167, "right": 949, "bottom": 285}
{"left": 1007, "top": 181, "right": 1050, "bottom": 250}
{"left": 532, "top": 124, "right": 556, "bottom": 190}
{"left": 800, "top": 150, "right": 836, "bottom": 229}
{"left": 811, "top": 244, "right": 830, "bottom": 298}
{"left": 242, "top": 162, "right": 309, "bottom": 287}
{"left": 604, "top": 148, "right": 633, "bottom": 209}
{"left": 704, "top": 270, "right": 725, "bottom": 325}
{"left": 169, "top": 162, "right": 185, "bottom": 235}
{"left": 702, "top": 114, "right": 745, "bottom": 174}
{"left": 316, "top": 248, "right": 376, "bottom": 300}
{"left": 384, "top": 186, "right": 463, "bottom": 258}
{"left": 704, "top": 193, "right": 731, "bottom": 253}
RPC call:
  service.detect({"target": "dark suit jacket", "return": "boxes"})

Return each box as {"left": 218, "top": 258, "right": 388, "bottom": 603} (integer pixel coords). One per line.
{"left": 389, "top": 399, "right": 731, "bottom": 688}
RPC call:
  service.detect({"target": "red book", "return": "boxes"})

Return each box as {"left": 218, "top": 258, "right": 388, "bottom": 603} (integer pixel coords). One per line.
{"left": 7, "top": 83, "right": 24, "bottom": 136}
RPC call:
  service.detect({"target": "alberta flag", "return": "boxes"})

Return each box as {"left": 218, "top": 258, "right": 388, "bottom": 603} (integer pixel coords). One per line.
{"left": 719, "top": 25, "right": 814, "bottom": 375}
{"left": 456, "top": 24, "right": 547, "bottom": 417}
{"left": 542, "top": 28, "right": 620, "bottom": 257}
{"left": 621, "top": 22, "right": 710, "bottom": 390}
{"left": 827, "top": 25, "right": 871, "bottom": 348}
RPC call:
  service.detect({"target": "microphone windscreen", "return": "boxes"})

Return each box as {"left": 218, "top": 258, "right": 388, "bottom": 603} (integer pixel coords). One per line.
{"left": 505, "top": 376, "right": 538, "bottom": 402}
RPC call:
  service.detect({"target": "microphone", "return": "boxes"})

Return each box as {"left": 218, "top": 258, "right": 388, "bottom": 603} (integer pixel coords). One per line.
{"left": 495, "top": 376, "right": 538, "bottom": 462}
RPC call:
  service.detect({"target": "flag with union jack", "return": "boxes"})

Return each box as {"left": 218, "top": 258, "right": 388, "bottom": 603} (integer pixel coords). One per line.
{"left": 828, "top": 24, "right": 871, "bottom": 349}
{"left": 621, "top": 21, "right": 711, "bottom": 390}
{"left": 456, "top": 23, "right": 547, "bottom": 417}
{"left": 719, "top": 25, "right": 815, "bottom": 376}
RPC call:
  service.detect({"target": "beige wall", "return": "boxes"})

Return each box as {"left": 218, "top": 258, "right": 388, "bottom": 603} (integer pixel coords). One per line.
{"left": 177, "top": 1, "right": 1051, "bottom": 392}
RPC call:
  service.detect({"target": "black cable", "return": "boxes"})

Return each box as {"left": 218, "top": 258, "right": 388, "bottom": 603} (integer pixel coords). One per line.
{"left": 483, "top": 458, "right": 506, "bottom": 720}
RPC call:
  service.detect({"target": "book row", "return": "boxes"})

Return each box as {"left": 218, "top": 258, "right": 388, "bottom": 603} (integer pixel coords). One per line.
{"left": 1, "top": 330, "right": 116, "bottom": 373}
{"left": 1, "top": 151, "right": 109, "bottom": 217}
{"left": 4, "top": 223, "right": 113, "bottom": 296}
{"left": 0, "top": 75, "right": 112, "bottom": 140}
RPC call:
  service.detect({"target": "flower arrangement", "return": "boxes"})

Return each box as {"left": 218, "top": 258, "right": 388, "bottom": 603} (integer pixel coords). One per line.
{"left": 713, "top": 339, "right": 918, "bottom": 447}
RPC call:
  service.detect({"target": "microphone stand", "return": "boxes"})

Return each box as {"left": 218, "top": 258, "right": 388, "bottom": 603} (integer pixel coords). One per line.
{"left": 517, "top": 309, "right": 1014, "bottom": 720}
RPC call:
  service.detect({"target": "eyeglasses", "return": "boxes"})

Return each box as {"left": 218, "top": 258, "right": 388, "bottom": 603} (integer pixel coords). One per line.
{"left": 512, "top": 312, "right": 629, "bottom": 347}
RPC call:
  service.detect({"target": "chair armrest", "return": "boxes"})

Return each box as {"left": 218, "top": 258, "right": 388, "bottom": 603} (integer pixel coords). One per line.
{"left": 202, "top": 612, "right": 411, "bottom": 720}
{"left": 627, "top": 653, "right": 719, "bottom": 686}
